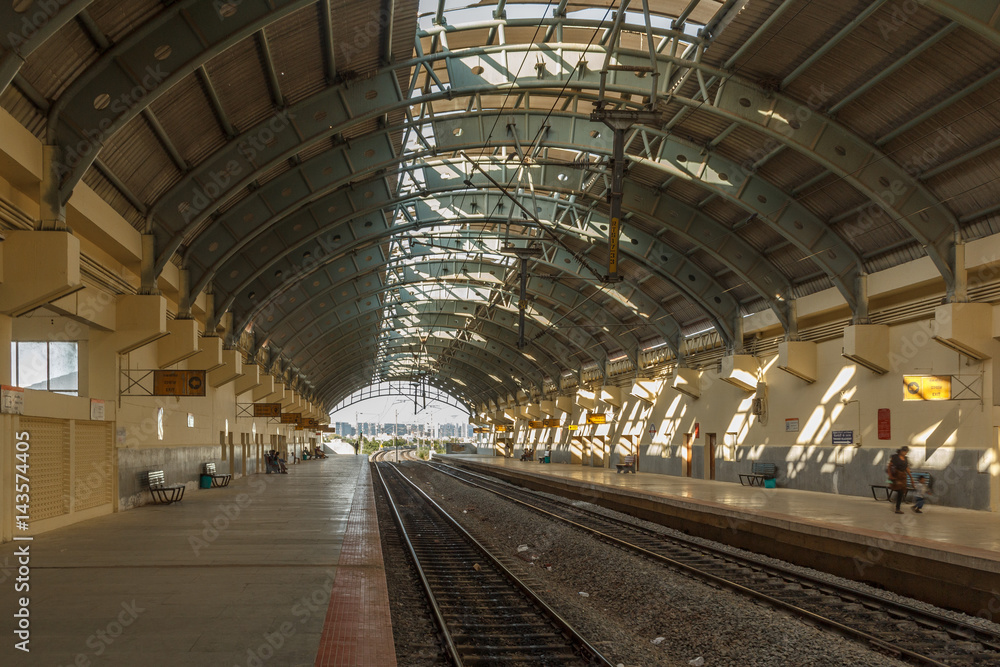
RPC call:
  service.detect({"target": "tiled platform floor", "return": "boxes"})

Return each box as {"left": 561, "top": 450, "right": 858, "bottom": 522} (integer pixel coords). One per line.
{"left": 0, "top": 455, "right": 397, "bottom": 667}
{"left": 446, "top": 455, "right": 1000, "bottom": 561}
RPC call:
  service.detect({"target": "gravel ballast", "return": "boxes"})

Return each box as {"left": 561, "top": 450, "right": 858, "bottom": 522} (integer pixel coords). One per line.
{"left": 377, "top": 461, "right": 950, "bottom": 666}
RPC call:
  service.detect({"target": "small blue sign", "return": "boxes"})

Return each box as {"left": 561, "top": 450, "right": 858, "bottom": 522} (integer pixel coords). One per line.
{"left": 832, "top": 430, "right": 854, "bottom": 445}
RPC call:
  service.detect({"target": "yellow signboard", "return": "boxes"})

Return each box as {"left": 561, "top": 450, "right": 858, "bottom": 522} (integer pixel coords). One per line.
{"left": 586, "top": 413, "right": 607, "bottom": 425}
{"left": 903, "top": 375, "right": 951, "bottom": 401}
{"left": 495, "top": 425, "right": 508, "bottom": 432}
{"left": 543, "top": 418, "right": 560, "bottom": 427}
{"left": 529, "top": 420, "right": 543, "bottom": 428}
{"left": 253, "top": 403, "right": 281, "bottom": 417}
{"left": 280, "top": 412, "right": 302, "bottom": 424}
{"left": 567, "top": 424, "right": 578, "bottom": 431}
{"left": 153, "top": 370, "right": 206, "bottom": 396}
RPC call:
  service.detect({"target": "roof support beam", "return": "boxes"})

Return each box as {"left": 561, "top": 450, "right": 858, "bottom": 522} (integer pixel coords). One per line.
{"left": 256, "top": 30, "right": 286, "bottom": 109}
{"left": 780, "top": 0, "right": 889, "bottom": 90}
{"left": 320, "top": 0, "right": 338, "bottom": 82}
{"left": 197, "top": 66, "right": 237, "bottom": 138}
{"left": 143, "top": 109, "right": 187, "bottom": 172}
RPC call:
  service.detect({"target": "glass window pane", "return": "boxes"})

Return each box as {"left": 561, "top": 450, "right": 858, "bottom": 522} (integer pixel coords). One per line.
{"left": 10, "top": 343, "right": 16, "bottom": 384}
{"left": 17, "top": 342, "right": 48, "bottom": 390}
{"left": 48, "top": 342, "right": 78, "bottom": 391}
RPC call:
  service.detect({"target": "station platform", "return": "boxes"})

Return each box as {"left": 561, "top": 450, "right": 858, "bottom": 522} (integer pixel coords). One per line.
{"left": 443, "top": 454, "right": 1000, "bottom": 618}
{"left": 0, "top": 455, "right": 396, "bottom": 667}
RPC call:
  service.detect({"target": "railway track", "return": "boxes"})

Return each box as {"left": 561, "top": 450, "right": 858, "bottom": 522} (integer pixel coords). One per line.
{"left": 422, "top": 460, "right": 1000, "bottom": 667}
{"left": 373, "top": 460, "right": 614, "bottom": 666}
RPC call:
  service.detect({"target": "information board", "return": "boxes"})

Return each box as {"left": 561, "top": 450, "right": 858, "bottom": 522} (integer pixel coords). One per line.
{"left": 903, "top": 375, "right": 951, "bottom": 401}
{"left": 832, "top": 430, "right": 854, "bottom": 446}
{"left": 877, "top": 408, "right": 891, "bottom": 440}
{"left": 280, "top": 412, "right": 302, "bottom": 424}
{"left": 586, "top": 413, "right": 606, "bottom": 425}
{"left": 253, "top": 403, "right": 281, "bottom": 418}
{"left": 153, "top": 370, "right": 206, "bottom": 396}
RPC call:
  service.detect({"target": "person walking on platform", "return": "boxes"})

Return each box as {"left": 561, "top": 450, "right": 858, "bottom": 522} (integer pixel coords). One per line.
{"left": 887, "top": 446, "right": 913, "bottom": 514}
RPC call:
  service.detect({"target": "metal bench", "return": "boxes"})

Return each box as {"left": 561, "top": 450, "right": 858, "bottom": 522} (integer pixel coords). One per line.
{"left": 144, "top": 470, "right": 185, "bottom": 504}
{"left": 616, "top": 454, "right": 636, "bottom": 473}
{"left": 871, "top": 470, "right": 930, "bottom": 501}
{"left": 739, "top": 462, "right": 778, "bottom": 486}
{"left": 203, "top": 462, "right": 231, "bottom": 488}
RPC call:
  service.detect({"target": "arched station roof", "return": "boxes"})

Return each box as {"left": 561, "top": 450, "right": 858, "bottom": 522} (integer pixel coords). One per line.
{"left": 3, "top": 0, "right": 999, "bottom": 412}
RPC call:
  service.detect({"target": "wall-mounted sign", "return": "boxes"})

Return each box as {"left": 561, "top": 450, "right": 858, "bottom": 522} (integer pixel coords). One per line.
{"left": 567, "top": 425, "right": 578, "bottom": 431}
{"left": 877, "top": 408, "right": 891, "bottom": 440}
{"left": 1, "top": 385, "right": 24, "bottom": 415}
{"left": 280, "top": 412, "right": 302, "bottom": 424}
{"left": 832, "top": 430, "right": 854, "bottom": 446}
{"left": 543, "top": 418, "right": 560, "bottom": 427}
{"left": 785, "top": 418, "right": 799, "bottom": 433}
{"left": 254, "top": 403, "right": 281, "bottom": 417}
{"left": 903, "top": 375, "right": 951, "bottom": 401}
{"left": 153, "top": 370, "right": 206, "bottom": 396}
{"left": 90, "top": 399, "right": 105, "bottom": 421}
{"left": 586, "top": 413, "right": 606, "bottom": 425}
{"left": 529, "top": 420, "right": 543, "bottom": 428}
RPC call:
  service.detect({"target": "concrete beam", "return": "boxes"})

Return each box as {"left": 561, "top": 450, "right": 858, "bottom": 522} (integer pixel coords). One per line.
{"left": 0, "top": 230, "right": 81, "bottom": 316}
{"left": 209, "top": 349, "right": 244, "bottom": 388}
{"left": 158, "top": 318, "right": 200, "bottom": 368}
{"left": 188, "top": 336, "right": 224, "bottom": 372}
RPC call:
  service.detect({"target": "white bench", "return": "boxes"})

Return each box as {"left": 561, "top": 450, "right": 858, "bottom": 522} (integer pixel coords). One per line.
{"left": 203, "top": 462, "right": 231, "bottom": 487}
{"left": 616, "top": 455, "right": 636, "bottom": 473}
{"left": 145, "top": 470, "right": 185, "bottom": 504}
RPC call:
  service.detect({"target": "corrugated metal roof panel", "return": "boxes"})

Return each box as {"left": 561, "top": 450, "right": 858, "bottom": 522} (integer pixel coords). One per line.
{"left": 204, "top": 35, "right": 275, "bottom": 134}
{"left": 264, "top": 5, "right": 327, "bottom": 106}
{"left": 925, "top": 156, "right": 1000, "bottom": 220}
{"left": 835, "top": 28, "right": 1000, "bottom": 141}
{"left": 88, "top": 0, "right": 163, "bottom": 43}
{"left": 782, "top": 4, "right": 947, "bottom": 114}
{"left": 0, "top": 85, "right": 45, "bottom": 138}
{"left": 149, "top": 75, "right": 227, "bottom": 166}
{"left": 795, "top": 177, "right": 866, "bottom": 222}
{"left": 100, "top": 115, "right": 180, "bottom": 203}
{"left": 19, "top": 19, "right": 97, "bottom": 100}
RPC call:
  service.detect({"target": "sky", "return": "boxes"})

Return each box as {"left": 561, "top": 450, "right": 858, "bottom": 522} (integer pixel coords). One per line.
{"left": 328, "top": 394, "right": 470, "bottom": 426}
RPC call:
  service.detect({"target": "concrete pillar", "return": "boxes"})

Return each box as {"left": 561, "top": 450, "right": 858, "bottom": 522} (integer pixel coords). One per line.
{"left": 39, "top": 144, "right": 67, "bottom": 231}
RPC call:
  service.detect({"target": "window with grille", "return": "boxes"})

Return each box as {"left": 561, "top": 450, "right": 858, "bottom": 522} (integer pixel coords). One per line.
{"left": 10, "top": 342, "right": 79, "bottom": 396}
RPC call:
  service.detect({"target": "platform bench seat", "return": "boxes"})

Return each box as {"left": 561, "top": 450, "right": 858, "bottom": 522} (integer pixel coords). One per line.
{"left": 739, "top": 462, "right": 778, "bottom": 486}
{"left": 203, "top": 462, "right": 232, "bottom": 488}
{"left": 145, "top": 470, "right": 185, "bottom": 504}
{"left": 616, "top": 455, "right": 636, "bottom": 473}
{"left": 871, "top": 470, "right": 931, "bottom": 501}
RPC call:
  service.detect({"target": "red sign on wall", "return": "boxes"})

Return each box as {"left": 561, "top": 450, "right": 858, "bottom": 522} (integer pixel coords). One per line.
{"left": 877, "top": 408, "right": 891, "bottom": 440}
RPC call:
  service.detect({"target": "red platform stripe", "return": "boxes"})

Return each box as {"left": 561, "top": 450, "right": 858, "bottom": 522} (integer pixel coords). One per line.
{"left": 315, "top": 463, "right": 397, "bottom": 667}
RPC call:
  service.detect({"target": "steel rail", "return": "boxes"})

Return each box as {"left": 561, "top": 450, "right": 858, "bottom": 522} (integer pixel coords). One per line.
{"left": 373, "top": 461, "right": 615, "bottom": 666}
{"left": 426, "top": 460, "right": 998, "bottom": 667}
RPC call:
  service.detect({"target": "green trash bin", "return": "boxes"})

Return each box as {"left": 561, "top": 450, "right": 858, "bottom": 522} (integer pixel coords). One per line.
{"left": 764, "top": 478, "right": 776, "bottom": 489}
{"left": 200, "top": 474, "right": 213, "bottom": 489}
